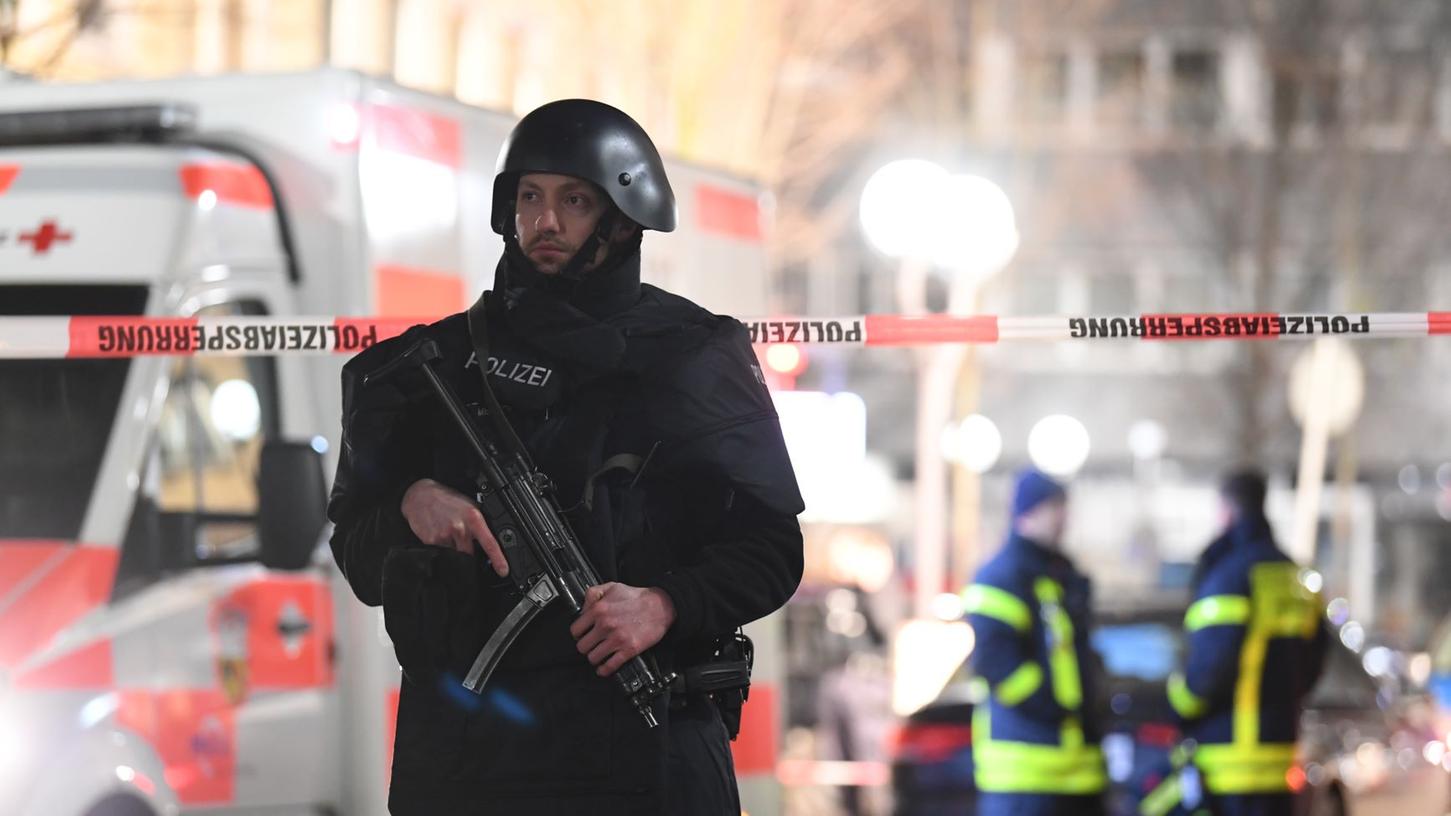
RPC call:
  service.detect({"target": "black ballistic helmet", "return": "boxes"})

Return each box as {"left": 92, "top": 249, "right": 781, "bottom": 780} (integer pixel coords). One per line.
{"left": 492, "top": 99, "right": 677, "bottom": 234}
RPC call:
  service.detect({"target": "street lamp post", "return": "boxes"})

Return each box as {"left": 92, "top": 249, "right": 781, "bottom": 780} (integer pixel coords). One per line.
{"left": 861, "top": 161, "right": 1018, "bottom": 618}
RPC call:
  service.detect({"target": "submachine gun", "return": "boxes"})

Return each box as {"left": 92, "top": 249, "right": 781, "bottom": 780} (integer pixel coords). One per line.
{"left": 365, "top": 337, "right": 675, "bottom": 728}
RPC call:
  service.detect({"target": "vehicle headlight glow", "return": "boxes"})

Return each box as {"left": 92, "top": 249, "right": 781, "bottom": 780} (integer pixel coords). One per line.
{"left": 1423, "top": 740, "right": 1447, "bottom": 766}
{"left": 0, "top": 726, "right": 23, "bottom": 773}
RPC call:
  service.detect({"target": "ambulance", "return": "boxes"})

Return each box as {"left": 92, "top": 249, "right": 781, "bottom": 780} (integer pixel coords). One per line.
{"left": 0, "top": 68, "right": 782, "bottom": 815}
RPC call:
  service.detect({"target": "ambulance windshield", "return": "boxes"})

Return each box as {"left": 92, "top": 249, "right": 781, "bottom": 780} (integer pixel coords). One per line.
{"left": 0, "top": 285, "right": 148, "bottom": 539}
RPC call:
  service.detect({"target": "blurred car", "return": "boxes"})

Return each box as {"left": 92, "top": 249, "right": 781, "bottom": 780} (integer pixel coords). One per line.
{"left": 890, "top": 595, "right": 1450, "bottom": 816}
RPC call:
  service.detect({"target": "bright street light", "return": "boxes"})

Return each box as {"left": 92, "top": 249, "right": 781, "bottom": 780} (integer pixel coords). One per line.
{"left": 942, "top": 413, "right": 1002, "bottom": 474}
{"left": 1028, "top": 414, "right": 1091, "bottom": 477}
{"left": 859, "top": 159, "right": 947, "bottom": 259}
{"left": 927, "top": 174, "right": 1019, "bottom": 273}
{"left": 860, "top": 160, "right": 1019, "bottom": 276}
{"left": 1127, "top": 419, "right": 1168, "bottom": 461}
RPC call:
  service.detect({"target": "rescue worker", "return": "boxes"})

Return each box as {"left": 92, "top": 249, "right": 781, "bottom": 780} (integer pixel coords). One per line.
{"left": 1163, "top": 470, "right": 1328, "bottom": 816}
{"left": 327, "top": 99, "right": 805, "bottom": 815}
{"left": 962, "top": 468, "right": 1107, "bottom": 816}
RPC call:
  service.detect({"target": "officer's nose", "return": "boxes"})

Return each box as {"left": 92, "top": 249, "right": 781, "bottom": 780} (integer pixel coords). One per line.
{"left": 535, "top": 207, "right": 561, "bottom": 234}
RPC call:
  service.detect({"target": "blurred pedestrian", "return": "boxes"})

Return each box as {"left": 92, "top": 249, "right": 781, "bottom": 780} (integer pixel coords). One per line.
{"left": 962, "top": 468, "right": 1106, "bottom": 816}
{"left": 1162, "top": 470, "right": 1329, "bottom": 816}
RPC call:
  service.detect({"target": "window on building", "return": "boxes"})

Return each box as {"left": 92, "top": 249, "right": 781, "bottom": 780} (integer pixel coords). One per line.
{"left": 1169, "top": 48, "right": 1221, "bottom": 130}
{"left": 1090, "top": 273, "right": 1137, "bottom": 314}
{"left": 1361, "top": 45, "right": 1434, "bottom": 130}
{"left": 1162, "top": 273, "right": 1216, "bottom": 314}
{"left": 1097, "top": 49, "right": 1146, "bottom": 129}
{"left": 1014, "top": 275, "right": 1060, "bottom": 314}
{"left": 1273, "top": 62, "right": 1342, "bottom": 135}
{"left": 1021, "top": 48, "right": 1070, "bottom": 123}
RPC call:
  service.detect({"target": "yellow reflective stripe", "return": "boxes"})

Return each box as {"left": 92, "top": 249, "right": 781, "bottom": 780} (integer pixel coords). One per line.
{"left": 1195, "top": 744, "right": 1297, "bottom": 767}
{"left": 1225, "top": 563, "right": 1325, "bottom": 749}
{"left": 973, "top": 757, "right": 1107, "bottom": 794}
{"left": 1167, "top": 672, "right": 1207, "bottom": 719}
{"left": 1235, "top": 624, "right": 1268, "bottom": 745}
{"left": 962, "top": 583, "right": 1032, "bottom": 632}
{"left": 1034, "top": 577, "right": 1082, "bottom": 710}
{"left": 973, "top": 699, "right": 1107, "bottom": 794}
{"left": 994, "top": 661, "right": 1043, "bottom": 706}
{"left": 1250, "top": 562, "right": 1320, "bottom": 637}
{"left": 1139, "top": 773, "right": 1183, "bottom": 816}
{"left": 1195, "top": 743, "right": 1296, "bottom": 793}
{"left": 1060, "top": 716, "right": 1085, "bottom": 749}
{"left": 1184, "top": 594, "right": 1251, "bottom": 631}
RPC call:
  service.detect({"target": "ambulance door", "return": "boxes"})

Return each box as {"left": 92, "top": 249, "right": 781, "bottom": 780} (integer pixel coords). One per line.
{"left": 116, "top": 296, "right": 336, "bottom": 814}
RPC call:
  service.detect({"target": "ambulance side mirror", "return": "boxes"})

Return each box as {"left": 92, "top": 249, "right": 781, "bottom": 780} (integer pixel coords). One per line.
{"left": 258, "top": 440, "right": 328, "bottom": 571}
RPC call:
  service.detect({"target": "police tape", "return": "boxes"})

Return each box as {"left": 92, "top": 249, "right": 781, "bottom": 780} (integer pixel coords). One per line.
{"left": 0, "top": 312, "right": 1447, "bottom": 358}
{"left": 0, "top": 316, "right": 421, "bottom": 359}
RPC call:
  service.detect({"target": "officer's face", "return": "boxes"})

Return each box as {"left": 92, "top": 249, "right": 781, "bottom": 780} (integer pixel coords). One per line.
{"left": 515, "top": 173, "right": 635, "bottom": 275}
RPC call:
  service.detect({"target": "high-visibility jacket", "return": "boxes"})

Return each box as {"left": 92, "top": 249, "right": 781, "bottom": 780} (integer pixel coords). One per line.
{"left": 962, "top": 533, "right": 1106, "bottom": 796}
{"left": 1166, "top": 521, "right": 1329, "bottom": 796}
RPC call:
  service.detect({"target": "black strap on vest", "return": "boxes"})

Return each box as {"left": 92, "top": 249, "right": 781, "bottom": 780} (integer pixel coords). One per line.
{"left": 465, "top": 293, "right": 535, "bottom": 465}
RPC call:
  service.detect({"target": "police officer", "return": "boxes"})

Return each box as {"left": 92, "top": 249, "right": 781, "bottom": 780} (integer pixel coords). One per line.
{"left": 1164, "top": 470, "right": 1328, "bottom": 816}
{"left": 327, "top": 99, "right": 805, "bottom": 815}
{"left": 962, "top": 469, "right": 1107, "bottom": 816}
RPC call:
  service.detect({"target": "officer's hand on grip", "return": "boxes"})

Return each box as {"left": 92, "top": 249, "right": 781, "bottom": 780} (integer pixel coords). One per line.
{"left": 400, "top": 478, "right": 509, "bottom": 577}
{"left": 569, "top": 583, "right": 676, "bottom": 678}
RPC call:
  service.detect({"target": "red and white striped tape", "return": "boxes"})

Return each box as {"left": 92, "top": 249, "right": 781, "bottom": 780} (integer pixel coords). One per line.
{"left": 0, "top": 312, "right": 1446, "bottom": 358}
{"left": 744, "top": 312, "right": 1451, "bottom": 345}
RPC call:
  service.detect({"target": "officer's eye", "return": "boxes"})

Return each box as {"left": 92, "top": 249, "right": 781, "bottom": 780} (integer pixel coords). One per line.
{"left": 519, "top": 190, "right": 539, "bottom": 202}
{"left": 566, "top": 194, "right": 591, "bottom": 208}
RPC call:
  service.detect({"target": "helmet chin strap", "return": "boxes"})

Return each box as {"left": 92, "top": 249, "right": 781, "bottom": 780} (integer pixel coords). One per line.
{"left": 553, "top": 207, "right": 618, "bottom": 281}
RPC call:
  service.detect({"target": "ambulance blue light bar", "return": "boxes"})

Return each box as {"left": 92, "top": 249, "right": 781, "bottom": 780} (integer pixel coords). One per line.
{"left": 0, "top": 104, "right": 197, "bottom": 148}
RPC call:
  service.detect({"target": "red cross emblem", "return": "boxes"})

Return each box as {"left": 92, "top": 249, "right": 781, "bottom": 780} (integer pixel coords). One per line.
{"left": 19, "top": 219, "right": 73, "bottom": 255}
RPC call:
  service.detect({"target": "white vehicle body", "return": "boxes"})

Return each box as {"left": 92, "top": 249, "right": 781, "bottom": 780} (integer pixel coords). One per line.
{"left": 0, "top": 68, "right": 780, "bottom": 816}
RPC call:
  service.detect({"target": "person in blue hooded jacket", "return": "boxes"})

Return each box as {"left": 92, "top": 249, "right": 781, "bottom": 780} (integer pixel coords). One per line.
{"left": 1162, "top": 470, "right": 1329, "bottom": 816}
{"left": 962, "top": 468, "right": 1107, "bottom": 816}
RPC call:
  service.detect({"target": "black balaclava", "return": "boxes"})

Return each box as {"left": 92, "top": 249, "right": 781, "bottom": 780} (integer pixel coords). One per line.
{"left": 483, "top": 192, "right": 642, "bottom": 376}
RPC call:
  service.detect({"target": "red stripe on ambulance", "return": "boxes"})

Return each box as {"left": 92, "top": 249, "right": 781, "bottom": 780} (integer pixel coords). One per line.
{"left": 0, "top": 165, "right": 18, "bottom": 195}
{"left": 0, "top": 543, "right": 118, "bottom": 669}
{"left": 1430, "top": 312, "right": 1451, "bottom": 335}
{"left": 730, "top": 682, "right": 779, "bottom": 775}
{"left": 179, "top": 163, "right": 274, "bottom": 209}
{"left": 118, "top": 689, "right": 237, "bottom": 805}
{"left": 336, "top": 316, "right": 417, "bottom": 346}
{"left": 14, "top": 638, "right": 113, "bottom": 689}
{"left": 385, "top": 688, "right": 401, "bottom": 780}
{"left": 368, "top": 104, "right": 462, "bottom": 168}
{"left": 376, "top": 264, "right": 466, "bottom": 319}
{"left": 213, "top": 577, "right": 335, "bottom": 690}
{"left": 0, "top": 540, "right": 66, "bottom": 599}
{"left": 696, "top": 184, "right": 762, "bottom": 241}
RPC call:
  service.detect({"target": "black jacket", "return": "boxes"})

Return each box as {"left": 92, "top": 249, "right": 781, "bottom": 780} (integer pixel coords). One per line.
{"left": 327, "top": 251, "right": 805, "bottom": 813}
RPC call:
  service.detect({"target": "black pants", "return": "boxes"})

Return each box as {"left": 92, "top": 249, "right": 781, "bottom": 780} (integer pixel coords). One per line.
{"left": 977, "top": 792, "right": 1106, "bottom": 816}
{"left": 388, "top": 696, "right": 739, "bottom": 815}
{"left": 1207, "top": 792, "right": 1295, "bottom": 816}
{"left": 665, "top": 696, "right": 741, "bottom": 816}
